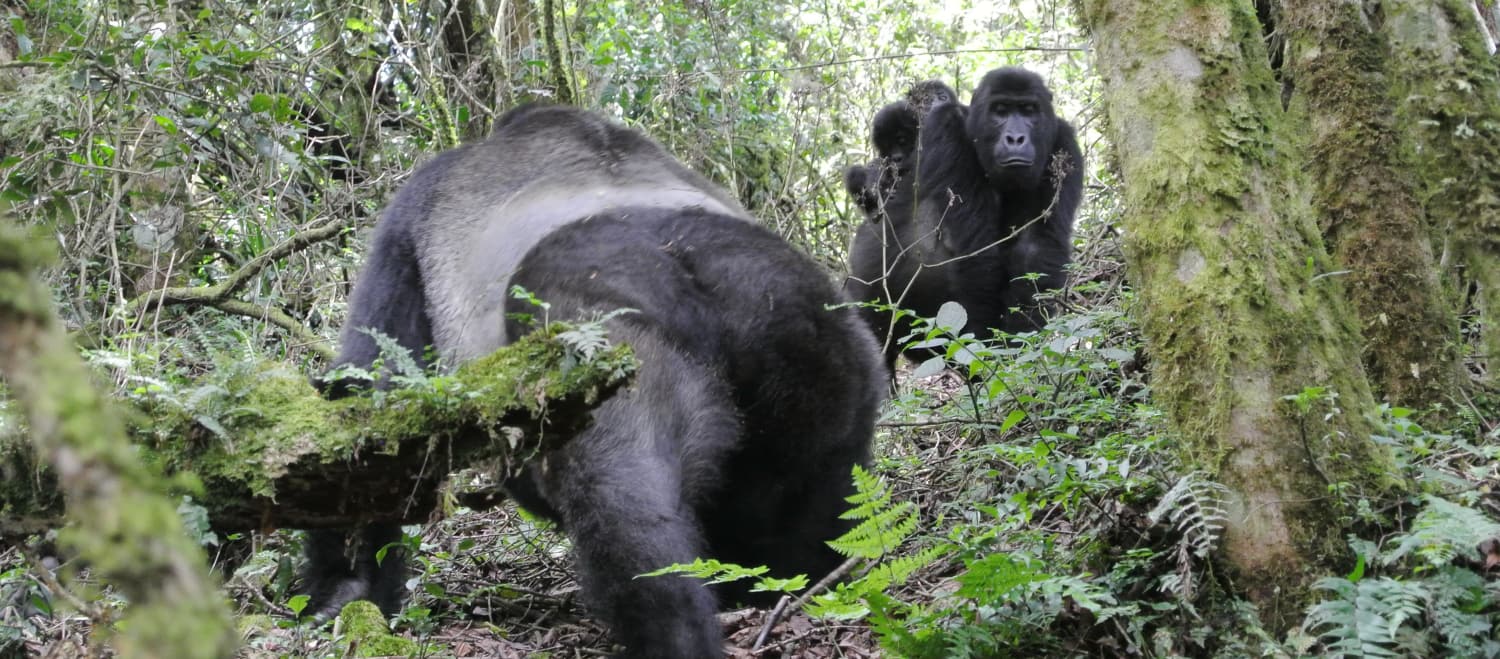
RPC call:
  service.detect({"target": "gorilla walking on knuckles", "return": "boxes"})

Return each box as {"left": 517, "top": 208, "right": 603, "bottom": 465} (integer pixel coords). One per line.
{"left": 845, "top": 67, "right": 1083, "bottom": 369}
{"left": 303, "top": 104, "right": 884, "bottom": 658}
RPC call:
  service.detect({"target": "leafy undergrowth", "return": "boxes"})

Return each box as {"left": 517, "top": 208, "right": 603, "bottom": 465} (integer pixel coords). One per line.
{"left": 3, "top": 249, "right": 1498, "bottom": 658}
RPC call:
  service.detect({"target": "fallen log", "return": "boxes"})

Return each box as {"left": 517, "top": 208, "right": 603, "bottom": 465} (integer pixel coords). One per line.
{"left": 0, "top": 326, "right": 633, "bottom": 535}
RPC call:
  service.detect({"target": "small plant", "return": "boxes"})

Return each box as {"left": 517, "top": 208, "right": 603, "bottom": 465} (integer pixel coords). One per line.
{"left": 1298, "top": 495, "right": 1500, "bottom": 657}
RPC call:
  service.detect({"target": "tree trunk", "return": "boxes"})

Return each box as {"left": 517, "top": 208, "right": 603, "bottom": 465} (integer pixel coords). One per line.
{"left": 1383, "top": 0, "right": 1500, "bottom": 384}
{"left": 0, "top": 224, "right": 239, "bottom": 659}
{"left": 1076, "top": 1, "right": 1399, "bottom": 632}
{"left": 1282, "top": 0, "right": 1462, "bottom": 408}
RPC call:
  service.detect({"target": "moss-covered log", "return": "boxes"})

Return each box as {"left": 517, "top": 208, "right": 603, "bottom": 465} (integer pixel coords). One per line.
{"left": 0, "top": 222, "right": 239, "bottom": 658}
{"left": 2, "top": 327, "right": 632, "bottom": 534}
{"left": 1283, "top": 0, "right": 1461, "bottom": 408}
{"left": 1383, "top": 0, "right": 1500, "bottom": 383}
{"left": 1076, "top": 0, "right": 1399, "bottom": 632}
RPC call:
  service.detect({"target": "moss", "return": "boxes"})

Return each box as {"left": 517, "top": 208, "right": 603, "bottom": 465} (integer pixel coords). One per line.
{"left": 0, "top": 223, "right": 239, "bottom": 657}
{"left": 1385, "top": 0, "right": 1500, "bottom": 383}
{"left": 1080, "top": 0, "right": 1402, "bottom": 633}
{"left": 1281, "top": 0, "right": 1462, "bottom": 409}
{"left": 337, "top": 601, "right": 419, "bottom": 658}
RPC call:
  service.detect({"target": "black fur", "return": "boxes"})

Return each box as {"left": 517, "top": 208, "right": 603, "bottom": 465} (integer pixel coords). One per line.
{"left": 304, "top": 104, "right": 883, "bottom": 659}
{"left": 844, "top": 81, "right": 961, "bottom": 225}
{"left": 845, "top": 67, "right": 1083, "bottom": 369}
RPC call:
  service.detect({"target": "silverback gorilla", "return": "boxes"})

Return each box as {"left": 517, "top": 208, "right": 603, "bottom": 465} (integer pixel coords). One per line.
{"left": 304, "top": 105, "right": 884, "bottom": 658}
{"left": 845, "top": 67, "right": 1084, "bottom": 369}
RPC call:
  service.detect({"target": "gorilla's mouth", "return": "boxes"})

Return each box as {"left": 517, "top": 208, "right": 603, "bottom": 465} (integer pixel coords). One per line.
{"left": 1000, "top": 157, "right": 1033, "bottom": 167}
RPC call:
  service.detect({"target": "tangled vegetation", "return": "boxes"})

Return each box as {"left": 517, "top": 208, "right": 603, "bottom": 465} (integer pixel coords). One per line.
{"left": 1, "top": 0, "right": 1496, "bottom": 657}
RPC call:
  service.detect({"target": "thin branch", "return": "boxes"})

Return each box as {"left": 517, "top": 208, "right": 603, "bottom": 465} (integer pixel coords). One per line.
{"left": 129, "top": 217, "right": 350, "bottom": 311}
{"left": 124, "top": 218, "right": 350, "bottom": 360}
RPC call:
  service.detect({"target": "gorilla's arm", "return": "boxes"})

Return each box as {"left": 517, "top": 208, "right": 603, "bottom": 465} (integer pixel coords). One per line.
{"left": 1008, "top": 120, "right": 1084, "bottom": 325}
{"left": 915, "top": 101, "right": 1001, "bottom": 253}
{"left": 322, "top": 150, "right": 466, "bottom": 396}
{"left": 304, "top": 149, "right": 465, "bottom": 618}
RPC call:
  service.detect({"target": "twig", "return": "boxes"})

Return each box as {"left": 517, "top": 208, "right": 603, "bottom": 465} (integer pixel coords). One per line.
{"left": 749, "top": 555, "right": 860, "bottom": 652}
{"left": 128, "top": 217, "right": 350, "bottom": 312}
{"left": 124, "top": 218, "right": 349, "bottom": 361}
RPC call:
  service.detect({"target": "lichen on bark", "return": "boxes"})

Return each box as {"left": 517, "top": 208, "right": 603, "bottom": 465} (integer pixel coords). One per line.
{"left": 1282, "top": 0, "right": 1462, "bottom": 409}
{"left": 1077, "top": 0, "right": 1400, "bottom": 632}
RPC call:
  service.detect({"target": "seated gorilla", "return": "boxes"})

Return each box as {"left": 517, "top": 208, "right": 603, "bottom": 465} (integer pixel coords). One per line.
{"left": 303, "top": 104, "right": 884, "bottom": 658}
{"left": 843, "top": 81, "right": 960, "bottom": 223}
{"left": 845, "top": 67, "right": 1083, "bottom": 369}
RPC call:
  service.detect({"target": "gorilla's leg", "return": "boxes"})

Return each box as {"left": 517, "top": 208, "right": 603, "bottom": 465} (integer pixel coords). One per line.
{"left": 526, "top": 329, "right": 738, "bottom": 659}
{"left": 300, "top": 219, "right": 425, "bottom": 617}
{"left": 301, "top": 525, "right": 406, "bottom": 617}
{"left": 302, "top": 151, "right": 458, "bottom": 618}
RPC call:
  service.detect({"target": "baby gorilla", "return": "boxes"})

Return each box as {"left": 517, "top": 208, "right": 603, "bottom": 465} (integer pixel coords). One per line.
{"left": 843, "top": 80, "right": 961, "bottom": 222}
{"left": 304, "top": 104, "right": 884, "bottom": 658}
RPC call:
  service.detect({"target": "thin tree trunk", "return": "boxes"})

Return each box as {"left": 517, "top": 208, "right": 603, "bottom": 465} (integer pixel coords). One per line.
{"left": 0, "top": 224, "right": 239, "bottom": 659}
{"left": 1076, "top": 1, "right": 1399, "bottom": 632}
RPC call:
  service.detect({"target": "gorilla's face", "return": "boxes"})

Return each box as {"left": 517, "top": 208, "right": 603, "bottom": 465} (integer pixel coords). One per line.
{"left": 967, "top": 68, "right": 1059, "bottom": 189}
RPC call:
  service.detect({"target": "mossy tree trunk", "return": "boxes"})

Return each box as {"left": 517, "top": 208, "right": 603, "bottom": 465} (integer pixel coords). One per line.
{"left": 1076, "top": 1, "right": 1399, "bottom": 632}
{"left": 0, "top": 224, "right": 239, "bottom": 659}
{"left": 1282, "top": 0, "right": 1462, "bottom": 408}
{"left": 1382, "top": 0, "right": 1500, "bottom": 384}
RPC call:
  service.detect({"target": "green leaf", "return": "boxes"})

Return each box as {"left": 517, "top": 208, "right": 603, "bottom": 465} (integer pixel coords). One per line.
{"left": 910, "top": 356, "right": 945, "bottom": 379}
{"left": 999, "top": 409, "right": 1026, "bottom": 433}
{"left": 249, "top": 93, "right": 273, "bottom": 113}
{"left": 935, "top": 301, "right": 967, "bottom": 333}
{"left": 152, "top": 115, "right": 179, "bottom": 135}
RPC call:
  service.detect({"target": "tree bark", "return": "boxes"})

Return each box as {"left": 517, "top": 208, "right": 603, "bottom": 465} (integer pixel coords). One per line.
{"left": 1076, "top": 0, "right": 1399, "bottom": 632}
{"left": 0, "top": 223, "right": 239, "bottom": 659}
{"left": 1282, "top": 0, "right": 1462, "bottom": 408}
{"left": 1383, "top": 0, "right": 1500, "bottom": 384}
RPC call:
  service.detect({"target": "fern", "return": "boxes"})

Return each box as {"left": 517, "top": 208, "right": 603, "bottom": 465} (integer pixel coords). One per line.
{"left": 1425, "top": 567, "right": 1498, "bottom": 658}
{"left": 556, "top": 308, "right": 636, "bottom": 362}
{"left": 1147, "top": 471, "right": 1229, "bottom": 559}
{"left": 1303, "top": 576, "right": 1427, "bottom": 657}
{"left": 1381, "top": 495, "right": 1500, "bottom": 569}
{"left": 807, "top": 466, "right": 946, "bottom": 620}
{"left": 362, "top": 327, "right": 429, "bottom": 386}
{"left": 829, "top": 501, "right": 919, "bottom": 559}
{"left": 637, "top": 558, "right": 809, "bottom": 595}
{"left": 1301, "top": 495, "right": 1500, "bottom": 659}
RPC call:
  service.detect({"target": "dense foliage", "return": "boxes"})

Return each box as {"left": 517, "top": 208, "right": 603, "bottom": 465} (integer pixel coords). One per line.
{"left": 1, "top": 0, "right": 1495, "bottom": 657}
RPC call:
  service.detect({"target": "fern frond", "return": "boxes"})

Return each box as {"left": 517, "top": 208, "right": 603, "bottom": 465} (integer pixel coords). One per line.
{"left": 829, "top": 501, "right": 918, "bottom": 559}
{"left": 1382, "top": 496, "right": 1500, "bottom": 569}
{"left": 1304, "top": 576, "right": 1426, "bottom": 658}
{"left": 841, "top": 464, "right": 894, "bottom": 520}
{"left": 362, "top": 327, "right": 427, "bottom": 380}
{"left": 1148, "top": 471, "right": 1229, "bottom": 558}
